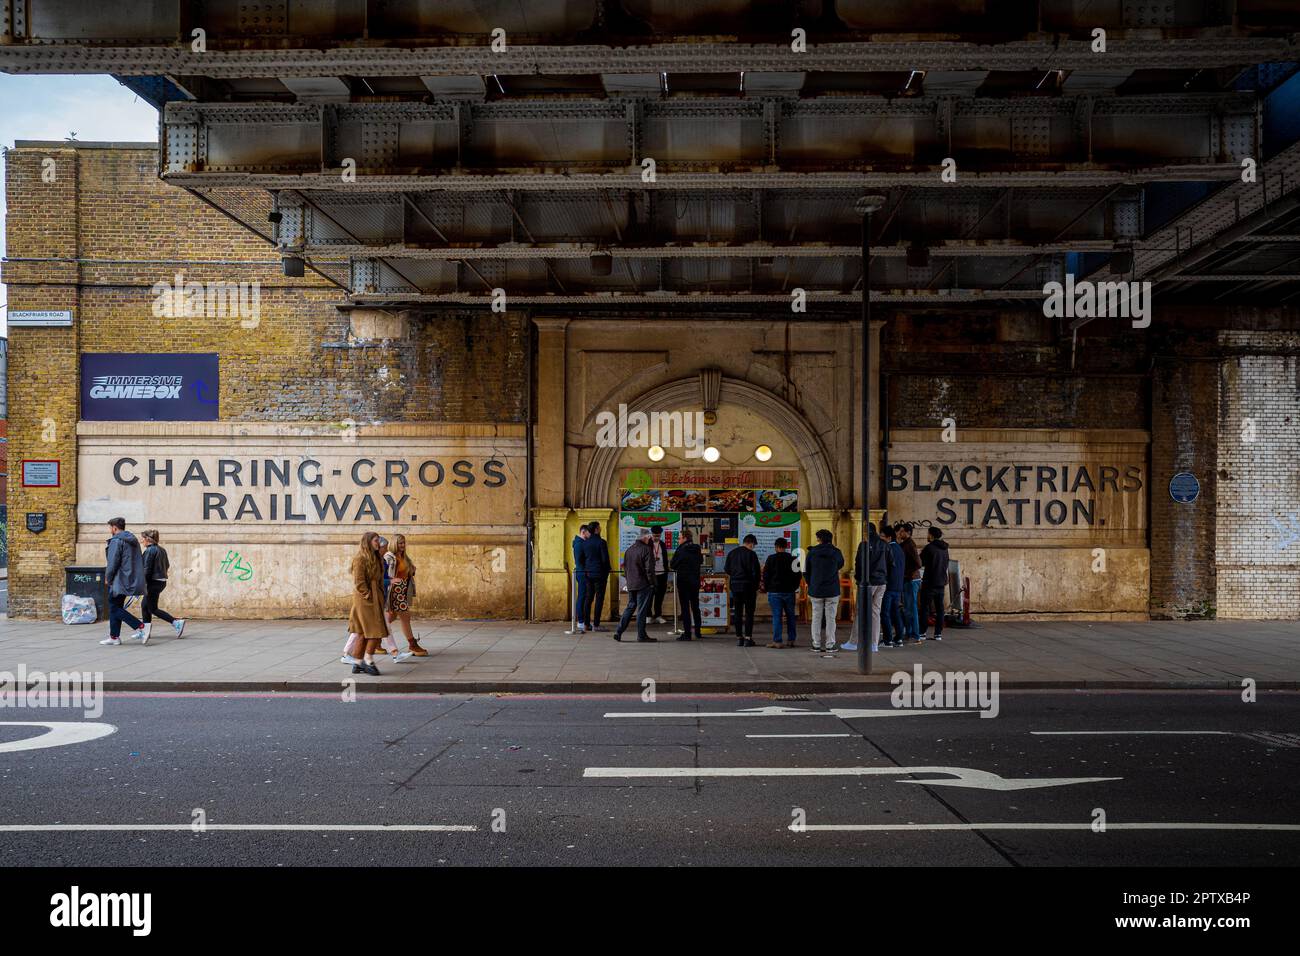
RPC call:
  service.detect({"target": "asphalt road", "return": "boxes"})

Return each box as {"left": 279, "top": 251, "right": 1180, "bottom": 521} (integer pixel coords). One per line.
{"left": 0, "top": 690, "right": 1297, "bottom": 866}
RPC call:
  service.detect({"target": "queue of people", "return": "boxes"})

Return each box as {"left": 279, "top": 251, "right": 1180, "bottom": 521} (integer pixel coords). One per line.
{"left": 596, "top": 522, "right": 953, "bottom": 653}
{"left": 100, "top": 517, "right": 187, "bottom": 646}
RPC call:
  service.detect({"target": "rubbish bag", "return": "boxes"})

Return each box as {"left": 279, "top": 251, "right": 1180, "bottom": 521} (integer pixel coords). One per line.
{"left": 61, "top": 594, "right": 99, "bottom": 625}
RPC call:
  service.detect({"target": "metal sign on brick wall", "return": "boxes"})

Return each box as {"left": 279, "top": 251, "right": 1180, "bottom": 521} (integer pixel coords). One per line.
{"left": 8, "top": 310, "right": 73, "bottom": 327}
{"left": 80, "top": 353, "right": 220, "bottom": 422}
{"left": 1169, "top": 472, "right": 1201, "bottom": 504}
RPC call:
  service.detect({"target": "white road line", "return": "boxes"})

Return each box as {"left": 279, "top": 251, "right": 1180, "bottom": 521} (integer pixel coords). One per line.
{"left": 0, "top": 722, "right": 116, "bottom": 754}
{"left": 584, "top": 765, "right": 1119, "bottom": 790}
{"left": 799, "top": 822, "right": 1300, "bottom": 832}
{"left": 1031, "top": 731, "right": 1230, "bottom": 736}
{"left": 0, "top": 824, "right": 478, "bottom": 832}
{"left": 604, "top": 706, "right": 977, "bottom": 719}
{"left": 746, "top": 733, "right": 856, "bottom": 739}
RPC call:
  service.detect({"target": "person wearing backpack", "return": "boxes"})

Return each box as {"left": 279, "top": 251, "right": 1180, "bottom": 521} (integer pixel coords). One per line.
{"left": 140, "top": 529, "right": 186, "bottom": 643}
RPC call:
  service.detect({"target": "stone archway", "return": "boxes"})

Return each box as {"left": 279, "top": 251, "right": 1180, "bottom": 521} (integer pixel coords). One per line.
{"left": 579, "top": 376, "right": 837, "bottom": 509}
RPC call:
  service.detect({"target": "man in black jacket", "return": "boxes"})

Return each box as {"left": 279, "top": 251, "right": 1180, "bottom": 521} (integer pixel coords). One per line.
{"left": 761, "top": 537, "right": 802, "bottom": 647}
{"left": 669, "top": 529, "right": 704, "bottom": 641}
{"left": 614, "top": 529, "right": 657, "bottom": 642}
{"left": 572, "top": 524, "right": 591, "bottom": 632}
{"left": 805, "top": 529, "right": 845, "bottom": 651}
{"left": 852, "top": 523, "right": 888, "bottom": 652}
{"left": 919, "top": 527, "right": 951, "bottom": 641}
{"left": 581, "top": 522, "right": 612, "bottom": 632}
{"left": 723, "top": 534, "right": 762, "bottom": 647}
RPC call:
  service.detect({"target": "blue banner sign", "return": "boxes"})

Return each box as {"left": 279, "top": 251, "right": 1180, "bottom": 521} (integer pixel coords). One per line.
{"left": 80, "top": 353, "right": 220, "bottom": 421}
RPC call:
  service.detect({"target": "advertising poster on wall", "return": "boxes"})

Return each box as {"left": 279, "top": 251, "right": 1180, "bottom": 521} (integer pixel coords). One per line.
{"left": 739, "top": 511, "right": 801, "bottom": 562}
{"left": 80, "top": 353, "right": 220, "bottom": 421}
{"left": 617, "top": 512, "right": 682, "bottom": 567}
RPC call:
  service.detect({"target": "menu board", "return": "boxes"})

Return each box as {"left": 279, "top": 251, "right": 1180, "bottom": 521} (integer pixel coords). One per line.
{"left": 617, "top": 512, "right": 681, "bottom": 568}
{"left": 699, "top": 574, "right": 730, "bottom": 628}
{"left": 739, "top": 512, "right": 801, "bottom": 563}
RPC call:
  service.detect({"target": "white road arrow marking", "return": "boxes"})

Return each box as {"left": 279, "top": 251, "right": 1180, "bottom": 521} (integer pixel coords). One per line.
{"left": 0, "top": 823, "right": 477, "bottom": 832}
{"left": 584, "top": 765, "right": 1119, "bottom": 790}
{"left": 798, "top": 822, "right": 1300, "bottom": 832}
{"left": 0, "top": 722, "right": 117, "bottom": 754}
{"left": 1031, "top": 731, "right": 1229, "bottom": 735}
{"left": 603, "top": 706, "right": 977, "bottom": 719}
{"left": 746, "top": 733, "right": 855, "bottom": 739}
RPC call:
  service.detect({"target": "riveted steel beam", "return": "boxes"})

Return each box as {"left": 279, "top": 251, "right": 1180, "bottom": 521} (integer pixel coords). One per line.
{"left": 3, "top": 36, "right": 1297, "bottom": 76}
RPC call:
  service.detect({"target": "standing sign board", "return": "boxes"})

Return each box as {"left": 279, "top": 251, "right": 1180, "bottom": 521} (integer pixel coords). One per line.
{"left": 700, "top": 574, "right": 730, "bottom": 628}
{"left": 80, "top": 353, "right": 220, "bottom": 421}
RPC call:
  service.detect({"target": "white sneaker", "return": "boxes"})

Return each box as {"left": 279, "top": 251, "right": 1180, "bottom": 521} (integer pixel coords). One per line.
{"left": 341, "top": 655, "right": 362, "bottom": 666}
{"left": 127, "top": 629, "right": 144, "bottom": 643}
{"left": 811, "top": 644, "right": 823, "bottom": 651}
{"left": 173, "top": 619, "right": 186, "bottom": 638}
{"left": 825, "top": 643, "right": 839, "bottom": 652}
{"left": 100, "top": 636, "right": 122, "bottom": 646}
{"left": 576, "top": 624, "right": 586, "bottom": 632}
{"left": 139, "top": 624, "right": 152, "bottom": 645}
{"left": 393, "top": 650, "right": 414, "bottom": 663}
{"left": 840, "top": 641, "right": 857, "bottom": 652}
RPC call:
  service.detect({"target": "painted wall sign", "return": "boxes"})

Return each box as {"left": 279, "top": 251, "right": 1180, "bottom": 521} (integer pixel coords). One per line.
{"left": 26, "top": 513, "right": 48, "bottom": 534}
{"left": 1169, "top": 472, "right": 1200, "bottom": 504}
{"left": 8, "top": 310, "right": 73, "bottom": 327}
{"left": 21, "top": 460, "right": 61, "bottom": 487}
{"left": 887, "top": 461, "right": 1144, "bottom": 528}
{"left": 100, "top": 454, "right": 512, "bottom": 524}
{"left": 80, "top": 353, "right": 220, "bottom": 421}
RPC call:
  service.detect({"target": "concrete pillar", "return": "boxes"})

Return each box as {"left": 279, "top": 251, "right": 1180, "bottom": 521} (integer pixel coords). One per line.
{"left": 852, "top": 319, "right": 886, "bottom": 510}
{"left": 530, "top": 317, "right": 571, "bottom": 619}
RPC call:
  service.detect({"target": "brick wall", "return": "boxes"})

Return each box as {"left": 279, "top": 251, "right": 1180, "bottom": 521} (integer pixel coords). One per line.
{"left": 1215, "top": 330, "right": 1300, "bottom": 619}
{"left": 1149, "top": 351, "right": 1219, "bottom": 619}
{"left": 3, "top": 144, "right": 527, "bottom": 618}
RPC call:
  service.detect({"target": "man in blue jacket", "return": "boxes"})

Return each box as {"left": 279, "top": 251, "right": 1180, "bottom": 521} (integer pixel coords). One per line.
{"left": 881, "top": 524, "right": 907, "bottom": 648}
{"left": 101, "top": 517, "right": 146, "bottom": 646}
{"left": 572, "top": 524, "right": 591, "bottom": 632}
{"left": 581, "top": 522, "right": 612, "bottom": 632}
{"left": 850, "top": 523, "right": 887, "bottom": 652}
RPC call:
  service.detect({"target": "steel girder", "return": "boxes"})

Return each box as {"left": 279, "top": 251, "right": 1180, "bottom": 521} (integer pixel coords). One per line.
{"left": 159, "top": 94, "right": 1259, "bottom": 187}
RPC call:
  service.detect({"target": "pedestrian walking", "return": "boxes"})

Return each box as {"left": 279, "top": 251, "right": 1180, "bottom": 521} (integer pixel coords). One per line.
{"left": 761, "top": 536, "right": 801, "bottom": 648}
{"left": 670, "top": 528, "right": 704, "bottom": 641}
{"left": 881, "top": 524, "right": 906, "bottom": 648}
{"left": 139, "top": 529, "right": 186, "bottom": 643}
{"left": 896, "top": 522, "right": 924, "bottom": 643}
{"left": 613, "top": 529, "right": 657, "bottom": 642}
{"left": 100, "top": 517, "right": 147, "bottom": 646}
{"left": 649, "top": 526, "right": 671, "bottom": 624}
{"left": 849, "top": 523, "right": 887, "bottom": 652}
{"left": 724, "top": 534, "right": 762, "bottom": 647}
{"left": 581, "top": 521, "right": 612, "bottom": 631}
{"left": 384, "top": 534, "right": 426, "bottom": 661}
{"left": 346, "top": 531, "right": 390, "bottom": 675}
{"left": 804, "top": 529, "right": 845, "bottom": 652}
{"left": 919, "top": 527, "right": 951, "bottom": 642}
{"left": 572, "top": 524, "right": 592, "bottom": 632}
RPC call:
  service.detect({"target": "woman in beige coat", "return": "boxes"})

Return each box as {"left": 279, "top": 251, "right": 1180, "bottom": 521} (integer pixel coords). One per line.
{"left": 347, "top": 531, "right": 389, "bottom": 676}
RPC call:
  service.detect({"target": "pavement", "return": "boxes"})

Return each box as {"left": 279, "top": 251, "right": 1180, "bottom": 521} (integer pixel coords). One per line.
{"left": 1, "top": 615, "right": 1298, "bottom": 691}
{"left": 0, "top": 690, "right": 1297, "bottom": 866}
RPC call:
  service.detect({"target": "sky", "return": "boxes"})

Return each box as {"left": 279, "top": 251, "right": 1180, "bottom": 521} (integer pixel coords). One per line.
{"left": 1, "top": 74, "right": 160, "bottom": 336}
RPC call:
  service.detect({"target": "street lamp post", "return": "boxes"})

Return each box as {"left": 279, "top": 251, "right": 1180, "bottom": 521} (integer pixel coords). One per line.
{"left": 855, "top": 195, "right": 886, "bottom": 676}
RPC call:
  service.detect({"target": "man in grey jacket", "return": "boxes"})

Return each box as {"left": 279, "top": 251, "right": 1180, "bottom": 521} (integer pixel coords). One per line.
{"left": 613, "top": 529, "right": 658, "bottom": 643}
{"left": 101, "top": 517, "right": 147, "bottom": 646}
